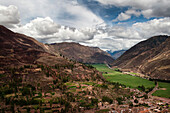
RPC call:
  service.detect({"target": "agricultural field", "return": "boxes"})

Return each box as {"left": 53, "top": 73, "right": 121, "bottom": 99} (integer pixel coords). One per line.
{"left": 153, "top": 82, "right": 170, "bottom": 98}
{"left": 92, "top": 64, "right": 170, "bottom": 98}
{"left": 92, "top": 64, "right": 155, "bottom": 88}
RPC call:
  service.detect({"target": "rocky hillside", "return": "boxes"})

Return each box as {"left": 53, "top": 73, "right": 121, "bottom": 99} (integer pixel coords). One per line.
{"left": 0, "top": 24, "right": 114, "bottom": 65}
{"left": 0, "top": 25, "right": 104, "bottom": 82}
{"left": 47, "top": 42, "right": 114, "bottom": 64}
{"left": 112, "top": 35, "right": 170, "bottom": 81}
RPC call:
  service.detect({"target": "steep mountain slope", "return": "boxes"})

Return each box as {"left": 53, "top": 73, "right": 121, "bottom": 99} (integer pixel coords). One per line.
{"left": 112, "top": 35, "right": 170, "bottom": 80}
{"left": 47, "top": 42, "right": 114, "bottom": 64}
{"left": 0, "top": 25, "right": 104, "bottom": 82}
{"left": 0, "top": 25, "right": 47, "bottom": 67}
{"left": 107, "top": 50, "right": 126, "bottom": 59}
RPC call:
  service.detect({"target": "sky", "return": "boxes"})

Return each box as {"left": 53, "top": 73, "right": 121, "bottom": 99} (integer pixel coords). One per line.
{"left": 0, "top": 0, "right": 170, "bottom": 51}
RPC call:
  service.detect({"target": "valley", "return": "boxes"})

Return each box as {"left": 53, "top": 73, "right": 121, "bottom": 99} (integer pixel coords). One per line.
{"left": 0, "top": 25, "right": 169, "bottom": 112}
{"left": 92, "top": 64, "right": 170, "bottom": 98}
{"left": 112, "top": 35, "right": 170, "bottom": 81}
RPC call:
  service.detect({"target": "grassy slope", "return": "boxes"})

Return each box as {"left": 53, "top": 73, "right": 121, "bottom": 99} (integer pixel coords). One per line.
{"left": 93, "top": 64, "right": 170, "bottom": 98}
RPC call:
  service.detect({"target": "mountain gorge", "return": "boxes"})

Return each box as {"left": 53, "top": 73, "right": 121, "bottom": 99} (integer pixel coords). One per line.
{"left": 112, "top": 35, "right": 170, "bottom": 81}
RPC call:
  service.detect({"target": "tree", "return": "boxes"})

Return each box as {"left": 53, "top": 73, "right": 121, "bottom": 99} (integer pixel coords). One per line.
{"left": 138, "top": 85, "right": 145, "bottom": 91}
{"left": 50, "top": 99, "right": 53, "bottom": 108}
{"left": 21, "top": 87, "right": 31, "bottom": 96}
{"left": 91, "top": 98, "right": 98, "bottom": 105}
{"left": 134, "top": 99, "right": 138, "bottom": 103}
{"left": 10, "top": 103, "right": 15, "bottom": 113}
{"left": 129, "top": 102, "right": 133, "bottom": 107}
{"left": 53, "top": 79, "right": 58, "bottom": 84}
{"left": 116, "top": 97, "right": 123, "bottom": 105}
{"left": 144, "top": 94, "right": 148, "bottom": 99}
{"left": 102, "top": 96, "right": 113, "bottom": 104}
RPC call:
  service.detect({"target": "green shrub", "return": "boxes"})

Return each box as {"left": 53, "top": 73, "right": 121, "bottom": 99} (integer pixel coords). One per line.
{"left": 116, "top": 97, "right": 123, "bottom": 105}
{"left": 134, "top": 99, "right": 138, "bottom": 103}
{"left": 91, "top": 98, "right": 98, "bottom": 105}
{"left": 102, "top": 96, "right": 113, "bottom": 104}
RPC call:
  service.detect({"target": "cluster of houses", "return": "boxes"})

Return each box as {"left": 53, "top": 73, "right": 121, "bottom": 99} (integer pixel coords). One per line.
{"left": 96, "top": 88, "right": 169, "bottom": 113}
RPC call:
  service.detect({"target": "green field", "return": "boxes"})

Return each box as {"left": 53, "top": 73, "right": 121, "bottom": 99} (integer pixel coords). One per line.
{"left": 92, "top": 64, "right": 155, "bottom": 88}
{"left": 153, "top": 82, "right": 170, "bottom": 98}
{"left": 92, "top": 64, "right": 170, "bottom": 98}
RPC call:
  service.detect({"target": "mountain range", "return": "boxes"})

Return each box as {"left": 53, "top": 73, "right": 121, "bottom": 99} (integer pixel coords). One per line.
{"left": 47, "top": 42, "right": 114, "bottom": 64}
{"left": 0, "top": 25, "right": 114, "bottom": 67}
{"left": 0, "top": 25, "right": 104, "bottom": 82}
{"left": 112, "top": 35, "right": 170, "bottom": 81}
{"left": 0, "top": 25, "right": 170, "bottom": 81}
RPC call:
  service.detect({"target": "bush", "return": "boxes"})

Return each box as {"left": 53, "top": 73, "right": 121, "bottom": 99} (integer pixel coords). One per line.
{"left": 102, "top": 96, "right": 113, "bottom": 104}
{"left": 62, "top": 77, "right": 69, "bottom": 83}
{"left": 24, "top": 65, "right": 31, "bottom": 68}
{"left": 138, "top": 85, "right": 145, "bottom": 91}
{"left": 46, "top": 71, "right": 50, "bottom": 77}
{"left": 114, "top": 68, "right": 122, "bottom": 72}
{"left": 91, "top": 98, "right": 98, "bottom": 105}
{"left": 145, "top": 87, "right": 154, "bottom": 93}
{"left": 37, "top": 64, "right": 44, "bottom": 70}
{"left": 143, "top": 94, "right": 148, "bottom": 99}
{"left": 53, "top": 79, "right": 58, "bottom": 84}
{"left": 129, "top": 102, "right": 133, "bottom": 107}
{"left": 134, "top": 99, "right": 138, "bottom": 103}
{"left": 86, "top": 65, "right": 94, "bottom": 69}
{"left": 101, "top": 84, "right": 108, "bottom": 89}
{"left": 21, "top": 87, "right": 31, "bottom": 96}
{"left": 116, "top": 97, "right": 123, "bottom": 105}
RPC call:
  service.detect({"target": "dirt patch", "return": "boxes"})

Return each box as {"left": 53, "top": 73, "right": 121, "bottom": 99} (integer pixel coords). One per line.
{"left": 159, "top": 88, "right": 167, "bottom": 90}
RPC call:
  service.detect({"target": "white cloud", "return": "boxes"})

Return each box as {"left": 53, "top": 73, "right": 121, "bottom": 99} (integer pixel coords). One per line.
{"left": 113, "top": 9, "right": 141, "bottom": 22}
{"left": 28, "top": 17, "right": 60, "bottom": 35}
{"left": 85, "top": 17, "right": 170, "bottom": 51}
{"left": 0, "top": 0, "right": 104, "bottom": 28}
{"left": 0, "top": 5, "right": 20, "bottom": 28}
{"left": 1, "top": 3, "right": 170, "bottom": 52}
{"left": 11, "top": 17, "right": 170, "bottom": 51}
{"left": 113, "top": 12, "right": 131, "bottom": 22}
{"left": 126, "top": 9, "right": 141, "bottom": 17}
{"left": 141, "top": 9, "right": 153, "bottom": 19}
{"left": 57, "top": 0, "right": 104, "bottom": 28}
{"left": 133, "top": 17, "right": 170, "bottom": 38}
{"left": 13, "top": 17, "right": 98, "bottom": 43}
{"left": 96, "top": 0, "right": 170, "bottom": 18}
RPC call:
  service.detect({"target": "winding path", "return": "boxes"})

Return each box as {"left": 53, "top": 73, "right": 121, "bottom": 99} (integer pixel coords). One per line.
{"left": 148, "top": 82, "right": 158, "bottom": 97}
{"left": 148, "top": 82, "right": 170, "bottom": 104}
